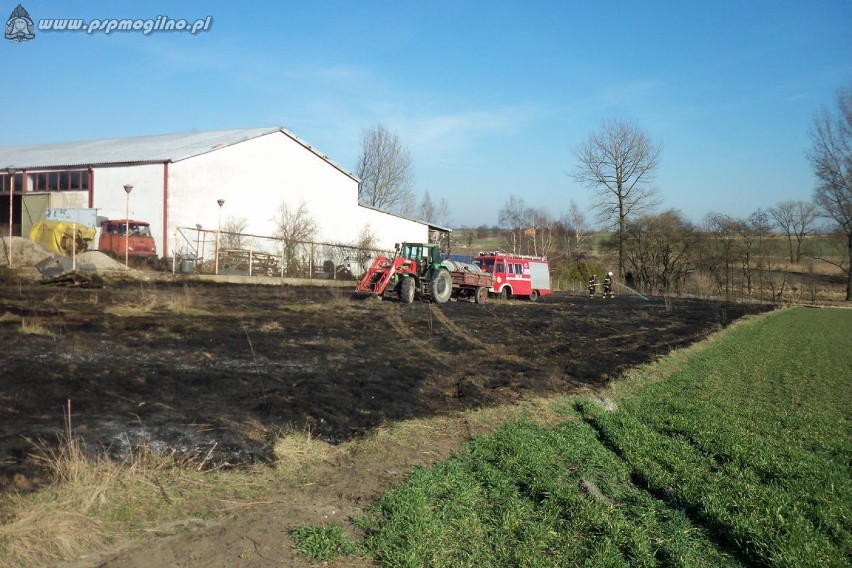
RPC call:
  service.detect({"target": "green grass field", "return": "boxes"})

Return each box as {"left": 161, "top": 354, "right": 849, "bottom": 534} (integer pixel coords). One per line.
{"left": 329, "top": 308, "right": 852, "bottom": 567}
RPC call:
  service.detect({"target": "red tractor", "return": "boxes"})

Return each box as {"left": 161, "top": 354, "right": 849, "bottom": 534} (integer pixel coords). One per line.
{"left": 356, "top": 242, "right": 492, "bottom": 304}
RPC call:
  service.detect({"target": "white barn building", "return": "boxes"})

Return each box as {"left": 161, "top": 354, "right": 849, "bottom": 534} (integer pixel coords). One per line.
{"left": 0, "top": 127, "right": 441, "bottom": 257}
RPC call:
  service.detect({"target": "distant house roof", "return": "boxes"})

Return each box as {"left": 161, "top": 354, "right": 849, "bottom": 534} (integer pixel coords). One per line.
{"left": 0, "top": 126, "right": 359, "bottom": 181}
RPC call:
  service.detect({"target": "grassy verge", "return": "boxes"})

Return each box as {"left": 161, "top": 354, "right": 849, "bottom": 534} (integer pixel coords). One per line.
{"left": 353, "top": 308, "right": 851, "bottom": 567}
{"left": 0, "top": 392, "right": 566, "bottom": 566}
{"left": 0, "top": 424, "right": 284, "bottom": 565}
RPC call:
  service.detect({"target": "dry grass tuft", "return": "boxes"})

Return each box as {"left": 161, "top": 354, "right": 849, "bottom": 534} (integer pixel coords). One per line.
{"left": 273, "top": 430, "right": 342, "bottom": 471}
{"left": 0, "top": 311, "right": 22, "bottom": 323}
{"left": 0, "top": 405, "right": 115, "bottom": 566}
{"left": 106, "top": 286, "right": 208, "bottom": 316}
{"left": 259, "top": 320, "right": 283, "bottom": 332}
{"left": 0, "top": 505, "right": 106, "bottom": 566}
{"left": 20, "top": 317, "right": 56, "bottom": 338}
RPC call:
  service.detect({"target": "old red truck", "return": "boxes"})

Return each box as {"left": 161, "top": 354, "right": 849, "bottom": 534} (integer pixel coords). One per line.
{"left": 98, "top": 219, "right": 157, "bottom": 260}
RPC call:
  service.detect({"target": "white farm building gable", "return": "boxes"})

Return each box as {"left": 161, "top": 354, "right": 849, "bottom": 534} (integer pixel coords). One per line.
{"left": 0, "top": 127, "right": 434, "bottom": 256}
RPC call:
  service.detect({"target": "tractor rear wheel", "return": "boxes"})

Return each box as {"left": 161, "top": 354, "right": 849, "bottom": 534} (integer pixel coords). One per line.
{"left": 475, "top": 286, "right": 488, "bottom": 304}
{"left": 400, "top": 277, "right": 415, "bottom": 304}
{"left": 429, "top": 269, "right": 453, "bottom": 303}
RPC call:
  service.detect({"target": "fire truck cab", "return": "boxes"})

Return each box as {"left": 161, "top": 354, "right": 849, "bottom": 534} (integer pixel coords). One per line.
{"left": 473, "top": 252, "right": 551, "bottom": 301}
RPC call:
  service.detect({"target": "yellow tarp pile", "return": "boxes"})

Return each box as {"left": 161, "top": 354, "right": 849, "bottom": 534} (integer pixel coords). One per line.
{"left": 29, "top": 221, "right": 96, "bottom": 255}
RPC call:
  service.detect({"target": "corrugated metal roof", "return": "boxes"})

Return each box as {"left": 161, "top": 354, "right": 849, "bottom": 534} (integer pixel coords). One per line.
{"left": 0, "top": 126, "right": 359, "bottom": 181}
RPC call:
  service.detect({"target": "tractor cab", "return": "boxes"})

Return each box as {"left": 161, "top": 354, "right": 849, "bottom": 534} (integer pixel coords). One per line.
{"left": 397, "top": 242, "right": 441, "bottom": 277}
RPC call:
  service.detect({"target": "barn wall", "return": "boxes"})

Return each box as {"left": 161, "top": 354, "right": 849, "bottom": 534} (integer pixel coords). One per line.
{"left": 91, "top": 163, "right": 165, "bottom": 253}
{"left": 168, "top": 132, "right": 360, "bottom": 248}
{"left": 354, "top": 206, "right": 428, "bottom": 250}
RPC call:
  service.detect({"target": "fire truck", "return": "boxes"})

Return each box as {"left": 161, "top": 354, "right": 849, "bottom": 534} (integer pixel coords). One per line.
{"left": 473, "top": 251, "right": 551, "bottom": 301}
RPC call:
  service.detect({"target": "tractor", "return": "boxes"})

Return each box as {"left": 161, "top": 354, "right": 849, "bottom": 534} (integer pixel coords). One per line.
{"left": 356, "top": 242, "right": 492, "bottom": 304}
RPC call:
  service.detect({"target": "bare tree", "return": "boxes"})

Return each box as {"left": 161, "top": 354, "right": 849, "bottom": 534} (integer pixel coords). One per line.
{"left": 417, "top": 192, "right": 451, "bottom": 226}
{"left": 696, "top": 213, "right": 742, "bottom": 299}
{"left": 498, "top": 195, "right": 527, "bottom": 254}
{"left": 496, "top": 195, "right": 558, "bottom": 258}
{"left": 220, "top": 216, "right": 248, "bottom": 250}
{"left": 350, "top": 225, "right": 378, "bottom": 275}
{"left": 768, "top": 200, "right": 817, "bottom": 263}
{"left": 356, "top": 123, "right": 415, "bottom": 216}
{"left": 526, "top": 207, "right": 558, "bottom": 258}
{"left": 738, "top": 209, "right": 771, "bottom": 297}
{"left": 572, "top": 119, "right": 662, "bottom": 277}
{"left": 807, "top": 84, "right": 852, "bottom": 300}
{"left": 418, "top": 192, "right": 435, "bottom": 223}
{"left": 274, "top": 200, "right": 318, "bottom": 275}
{"left": 623, "top": 210, "right": 694, "bottom": 294}
{"left": 557, "top": 200, "right": 589, "bottom": 260}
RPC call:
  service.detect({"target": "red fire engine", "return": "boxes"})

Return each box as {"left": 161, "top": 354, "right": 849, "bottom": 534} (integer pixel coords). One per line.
{"left": 473, "top": 252, "right": 551, "bottom": 301}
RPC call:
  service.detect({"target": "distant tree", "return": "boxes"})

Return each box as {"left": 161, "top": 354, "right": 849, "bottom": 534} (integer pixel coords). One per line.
{"left": 497, "top": 195, "right": 559, "bottom": 258}
{"left": 435, "top": 198, "right": 451, "bottom": 227}
{"left": 696, "top": 213, "right": 742, "bottom": 299}
{"left": 526, "top": 207, "right": 558, "bottom": 258}
{"left": 572, "top": 119, "right": 662, "bottom": 277}
{"left": 475, "top": 224, "right": 491, "bottom": 239}
{"left": 807, "top": 84, "right": 852, "bottom": 300}
{"left": 418, "top": 191, "right": 435, "bottom": 222}
{"left": 350, "top": 225, "right": 378, "bottom": 274}
{"left": 417, "top": 191, "right": 451, "bottom": 226}
{"left": 623, "top": 210, "right": 694, "bottom": 294}
{"left": 768, "top": 200, "right": 817, "bottom": 263}
{"left": 556, "top": 200, "right": 589, "bottom": 260}
{"left": 220, "top": 216, "right": 248, "bottom": 250}
{"left": 738, "top": 209, "right": 772, "bottom": 296}
{"left": 498, "top": 195, "right": 527, "bottom": 254}
{"left": 274, "top": 200, "right": 318, "bottom": 275}
{"left": 356, "top": 123, "right": 415, "bottom": 216}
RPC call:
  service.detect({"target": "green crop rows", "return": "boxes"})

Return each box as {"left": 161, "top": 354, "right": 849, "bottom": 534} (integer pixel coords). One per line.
{"left": 298, "top": 308, "right": 852, "bottom": 566}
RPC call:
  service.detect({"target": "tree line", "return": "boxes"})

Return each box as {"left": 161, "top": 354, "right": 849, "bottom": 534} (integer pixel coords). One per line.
{"left": 478, "top": 83, "right": 850, "bottom": 301}
{"left": 345, "top": 83, "right": 852, "bottom": 301}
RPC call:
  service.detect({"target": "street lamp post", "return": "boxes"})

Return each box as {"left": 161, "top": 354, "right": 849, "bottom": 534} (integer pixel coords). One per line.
{"left": 6, "top": 167, "right": 16, "bottom": 267}
{"left": 215, "top": 199, "right": 225, "bottom": 275}
{"left": 195, "top": 223, "right": 202, "bottom": 271}
{"left": 123, "top": 184, "right": 133, "bottom": 267}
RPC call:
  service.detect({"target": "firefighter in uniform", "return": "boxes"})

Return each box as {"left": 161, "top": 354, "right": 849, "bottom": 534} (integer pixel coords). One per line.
{"left": 588, "top": 274, "right": 597, "bottom": 298}
{"left": 603, "top": 271, "right": 613, "bottom": 299}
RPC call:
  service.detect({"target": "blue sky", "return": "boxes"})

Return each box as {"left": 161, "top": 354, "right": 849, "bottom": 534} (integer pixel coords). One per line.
{"left": 2, "top": 1, "right": 850, "bottom": 228}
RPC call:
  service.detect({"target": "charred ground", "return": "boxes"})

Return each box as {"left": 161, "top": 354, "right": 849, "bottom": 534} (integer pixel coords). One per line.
{"left": 0, "top": 280, "right": 773, "bottom": 488}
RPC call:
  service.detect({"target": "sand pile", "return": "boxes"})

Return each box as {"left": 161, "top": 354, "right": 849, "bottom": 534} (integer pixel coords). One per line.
{"left": 0, "top": 236, "right": 129, "bottom": 273}
{"left": 76, "top": 250, "right": 130, "bottom": 272}
{"left": 0, "top": 236, "right": 52, "bottom": 268}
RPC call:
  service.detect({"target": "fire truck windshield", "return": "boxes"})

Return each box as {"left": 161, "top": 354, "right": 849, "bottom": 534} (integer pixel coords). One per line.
{"left": 476, "top": 259, "right": 494, "bottom": 272}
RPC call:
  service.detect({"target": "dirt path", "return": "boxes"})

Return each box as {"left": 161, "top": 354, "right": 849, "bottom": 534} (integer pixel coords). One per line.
{"left": 0, "top": 281, "right": 774, "bottom": 566}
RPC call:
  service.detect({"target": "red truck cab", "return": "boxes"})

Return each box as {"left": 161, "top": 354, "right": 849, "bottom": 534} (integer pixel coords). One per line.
{"left": 98, "top": 219, "right": 157, "bottom": 259}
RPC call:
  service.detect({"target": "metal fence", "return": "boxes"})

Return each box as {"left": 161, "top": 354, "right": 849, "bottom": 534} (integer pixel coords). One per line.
{"left": 172, "top": 226, "right": 392, "bottom": 281}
